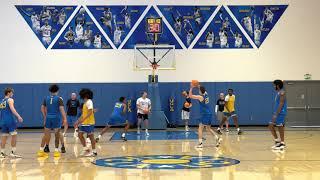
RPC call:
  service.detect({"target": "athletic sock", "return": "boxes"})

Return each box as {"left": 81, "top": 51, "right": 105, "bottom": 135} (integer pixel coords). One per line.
{"left": 121, "top": 133, "right": 125, "bottom": 137}
{"left": 40, "top": 147, "right": 44, "bottom": 151}
{"left": 98, "top": 135, "right": 102, "bottom": 139}
{"left": 1, "top": 149, "right": 4, "bottom": 153}
{"left": 11, "top": 147, "right": 16, "bottom": 153}
{"left": 198, "top": 139, "right": 203, "bottom": 144}
{"left": 275, "top": 138, "right": 280, "bottom": 142}
{"left": 237, "top": 128, "right": 240, "bottom": 131}
{"left": 54, "top": 148, "right": 59, "bottom": 152}
{"left": 217, "top": 127, "right": 221, "bottom": 131}
{"left": 92, "top": 149, "right": 97, "bottom": 153}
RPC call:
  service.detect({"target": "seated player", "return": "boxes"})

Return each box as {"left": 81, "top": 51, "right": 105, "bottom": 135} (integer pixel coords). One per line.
{"left": 0, "top": 88, "right": 23, "bottom": 158}
{"left": 269, "top": 80, "right": 287, "bottom": 150}
{"left": 189, "top": 83, "right": 221, "bottom": 148}
{"left": 96, "top": 97, "right": 129, "bottom": 142}
{"left": 74, "top": 88, "right": 97, "bottom": 157}
{"left": 38, "top": 84, "right": 67, "bottom": 157}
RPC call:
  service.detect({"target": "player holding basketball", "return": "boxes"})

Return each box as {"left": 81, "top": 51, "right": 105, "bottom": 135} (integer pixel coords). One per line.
{"left": 181, "top": 91, "right": 192, "bottom": 132}
{"left": 0, "top": 88, "right": 23, "bottom": 158}
{"left": 38, "top": 85, "right": 67, "bottom": 157}
{"left": 217, "top": 89, "right": 242, "bottom": 135}
{"left": 269, "top": 80, "right": 287, "bottom": 150}
{"left": 136, "top": 91, "right": 151, "bottom": 136}
{"left": 96, "top": 97, "right": 129, "bottom": 142}
{"left": 74, "top": 88, "right": 97, "bottom": 157}
{"left": 189, "top": 83, "right": 221, "bottom": 148}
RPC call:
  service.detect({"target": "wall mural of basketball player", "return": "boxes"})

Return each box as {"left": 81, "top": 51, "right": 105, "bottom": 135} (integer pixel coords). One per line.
{"left": 228, "top": 5, "right": 288, "bottom": 48}
{"left": 87, "top": 6, "right": 147, "bottom": 48}
{"left": 158, "top": 6, "right": 216, "bottom": 48}
{"left": 16, "top": 5, "right": 76, "bottom": 48}
{"left": 194, "top": 6, "right": 252, "bottom": 49}
{"left": 52, "top": 6, "right": 111, "bottom": 49}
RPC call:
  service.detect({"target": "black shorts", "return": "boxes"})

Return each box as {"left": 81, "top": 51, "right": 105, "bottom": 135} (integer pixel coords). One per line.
{"left": 137, "top": 113, "right": 148, "bottom": 120}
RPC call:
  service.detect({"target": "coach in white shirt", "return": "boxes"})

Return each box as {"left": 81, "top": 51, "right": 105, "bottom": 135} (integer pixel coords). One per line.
{"left": 136, "top": 91, "right": 151, "bottom": 136}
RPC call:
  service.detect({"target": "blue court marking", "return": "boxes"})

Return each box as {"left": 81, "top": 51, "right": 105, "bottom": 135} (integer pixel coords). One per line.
{"left": 110, "top": 131, "right": 198, "bottom": 141}
{"left": 93, "top": 155, "right": 240, "bottom": 169}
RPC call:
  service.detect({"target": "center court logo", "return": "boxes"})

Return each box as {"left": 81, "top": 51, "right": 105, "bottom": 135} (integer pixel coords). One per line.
{"left": 93, "top": 155, "right": 240, "bottom": 169}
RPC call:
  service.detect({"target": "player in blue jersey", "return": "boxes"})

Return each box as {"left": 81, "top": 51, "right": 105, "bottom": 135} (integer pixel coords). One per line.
{"left": 269, "top": 80, "right": 287, "bottom": 150}
{"left": 189, "top": 84, "right": 221, "bottom": 149}
{"left": 38, "top": 85, "right": 67, "bottom": 157}
{"left": 0, "top": 88, "right": 23, "bottom": 158}
{"left": 96, "top": 97, "right": 129, "bottom": 142}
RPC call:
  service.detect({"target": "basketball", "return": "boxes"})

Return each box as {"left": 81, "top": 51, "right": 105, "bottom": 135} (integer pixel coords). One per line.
{"left": 143, "top": 109, "right": 149, "bottom": 114}
{"left": 191, "top": 80, "right": 199, "bottom": 87}
{"left": 184, "top": 102, "right": 191, "bottom": 108}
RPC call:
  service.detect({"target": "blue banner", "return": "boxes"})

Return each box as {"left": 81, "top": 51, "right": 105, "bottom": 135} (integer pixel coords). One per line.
{"left": 122, "top": 6, "right": 182, "bottom": 49}
{"left": 87, "top": 6, "right": 147, "bottom": 49}
{"left": 16, "top": 5, "right": 76, "bottom": 49}
{"left": 52, "top": 6, "right": 112, "bottom": 49}
{"left": 228, "top": 5, "right": 288, "bottom": 48}
{"left": 194, "top": 6, "right": 252, "bottom": 49}
{"left": 158, "top": 6, "right": 217, "bottom": 48}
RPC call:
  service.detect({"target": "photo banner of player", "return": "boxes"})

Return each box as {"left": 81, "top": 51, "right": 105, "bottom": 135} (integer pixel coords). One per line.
{"left": 16, "top": 5, "right": 76, "bottom": 49}
{"left": 122, "top": 6, "right": 182, "bottom": 49}
{"left": 228, "top": 5, "right": 288, "bottom": 48}
{"left": 52, "top": 6, "right": 112, "bottom": 49}
{"left": 87, "top": 6, "right": 147, "bottom": 49}
{"left": 158, "top": 6, "right": 217, "bottom": 48}
{"left": 194, "top": 6, "right": 252, "bottom": 49}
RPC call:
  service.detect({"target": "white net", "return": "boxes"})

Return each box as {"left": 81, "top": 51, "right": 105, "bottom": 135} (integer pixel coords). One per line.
{"left": 134, "top": 44, "right": 176, "bottom": 71}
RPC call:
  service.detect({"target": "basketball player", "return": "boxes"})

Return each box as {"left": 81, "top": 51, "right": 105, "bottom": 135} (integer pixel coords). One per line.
{"left": 96, "top": 97, "right": 129, "bottom": 142}
{"left": 234, "top": 32, "right": 243, "bottom": 48}
{"left": 136, "top": 91, "right": 151, "bottom": 136}
{"left": 181, "top": 91, "right": 192, "bottom": 132}
{"left": 31, "top": 12, "right": 41, "bottom": 32}
{"left": 219, "top": 29, "right": 229, "bottom": 48}
{"left": 120, "top": 6, "right": 131, "bottom": 29}
{"left": 215, "top": 93, "right": 229, "bottom": 132}
{"left": 64, "top": 26, "right": 75, "bottom": 47}
{"left": 37, "top": 85, "right": 67, "bottom": 157}
{"left": 194, "top": 7, "right": 202, "bottom": 26}
{"left": 64, "top": 93, "right": 80, "bottom": 137}
{"left": 269, "top": 80, "right": 287, "bottom": 150}
{"left": 114, "top": 26, "right": 123, "bottom": 46}
{"left": 40, "top": 21, "right": 52, "bottom": 46}
{"left": 186, "top": 29, "right": 194, "bottom": 46}
{"left": 205, "top": 31, "right": 214, "bottom": 48}
{"left": 93, "top": 34, "right": 102, "bottom": 49}
{"left": 101, "top": 8, "right": 113, "bottom": 32}
{"left": 75, "top": 8, "right": 86, "bottom": 26}
{"left": 75, "top": 23, "right": 84, "bottom": 43}
{"left": 0, "top": 88, "right": 23, "bottom": 158}
{"left": 74, "top": 88, "right": 97, "bottom": 157}
{"left": 254, "top": 24, "right": 262, "bottom": 46}
{"left": 217, "top": 89, "right": 243, "bottom": 135}
{"left": 58, "top": 9, "right": 67, "bottom": 26}
{"left": 40, "top": 6, "right": 51, "bottom": 22}
{"left": 264, "top": 7, "right": 274, "bottom": 24}
{"left": 52, "top": 9, "right": 59, "bottom": 24}
{"left": 172, "top": 12, "right": 183, "bottom": 35}
{"left": 83, "top": 25, "right": 93, "bottom": 48}
{"left": 242, "top": 16, "right": 253, "bottom": 36}
{"left": 189, "top": 85, "right": 221, "bottom": 148}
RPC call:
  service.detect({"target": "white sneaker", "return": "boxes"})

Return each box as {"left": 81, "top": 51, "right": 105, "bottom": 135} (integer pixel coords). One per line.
{"left": 0, "top": 152, "right": 7, "bottom": 158}
{"left": 84, "top": 152, "right": 97, "bottom": 157}
{"left": 195, "top": 143, "right": 203, "bottom": 148}
{"left": 216, "top": 136, "right": 222, "bottom": 147}
{"left": 145, "top": 131, "right": 150, "bottom": 136}
{"left": 271, "top": 141, "right": 281, "bottom": 149}
{"left": 9, "top": 152, "right": 22, "bottom": 158}
{"left": 185, "top": 126, "right": 190, "bottom": 131}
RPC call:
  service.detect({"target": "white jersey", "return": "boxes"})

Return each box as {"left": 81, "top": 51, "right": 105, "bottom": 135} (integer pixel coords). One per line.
{"left": 264, "top": 9, "right": 274, "bottom": 23}
{"left": 206, "top": 32, "right": 214, "bottom": 48}
{"left": 174, "top": 21, "right": 182, "bottom": 34}
{"left": 76, "top": 24, "right": 84, "bottom": 39}
{"left": 125, "top": 15, "right": 131, "bottom": 28}
{"left": 187, "top": 33, "right": 194, "bottom": 46}
{"left": 219, "top": 31, "right": 228, "bottom": 47}
{"left": 94, "top": 35, "right": 102, "bottom": 48}
{"left": 254, "top": 28, "right": 261, "bottom": 45}
{"left": 136, "top": 97, "right": 151, "bottom": 114}
{"left": 235, "top": 35, "right": 243, "bottom": 48}
{"left": 41, "top": 25, "right": 51, "bottom": 37}
{"left": 243, "top": 16, "right": 253, "bottom": 35}
{"left": 114, "top": 29, "right": 122, "bottom": 45}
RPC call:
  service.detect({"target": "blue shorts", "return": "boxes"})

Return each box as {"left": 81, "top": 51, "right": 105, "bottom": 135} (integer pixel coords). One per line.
{"left": 1, "top": 121, "right": 17, "bottom": 135}
{"left": 224, "top": 111, "right": 237, "bottom": 117}
{"left": 200, "top": 114, "right": 212, "bottom": 125}
{"left": 67, "top": 115, "right": 78, "bottom": 125}
{"left": 270, "top": 114, "right": 286, "bottom": 127}
{"left": 107, "top": 115, "right": 127, "bottom": 126}
{"left": 45, "top": 117, "right": 61, "bottom": 129}
{"left": 79, "top": 125, "right": 94, "bottom": 134}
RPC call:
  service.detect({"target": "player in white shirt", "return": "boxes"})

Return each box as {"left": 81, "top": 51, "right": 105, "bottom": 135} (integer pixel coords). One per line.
{"left": 206, "top": 31, "right": 214, "bottom": 48}
{"left": 31, "top": 12, "right": 41, "bottom": 32}
{"left": 136, "top": 91, "right": 151, "bottom": 136}
{"left": 83, "top": 25, "right": 93, "bottom": 48}
{"left": 58, "top": 9, "right": 67, "bottom": 26}
{"left": 219, "top": 29, "right": 228, "bottom": 48}
{"left": 264, "top": 7, "right": 274, "bottom": 24}
{"left": 114, "top": 26, "right": 123, "bottom": 46}
{"left": 242, "top": 16, "right": 253, "bottom": 36}
{"left": 234, "top": 32, "right": 243, "bottom": 48}
{"left": 75, "top": 23, "right": 84, "bottom": 43}
{"left": 93, "top": 34, "right": 102, "bottom": 48}
{"left": 186, "top": 29, "right": 194, "bottom": 46}
{"left": 254, "top": 24, "right": 262, "bottom": 46}
{"left": 40, "top": 21, "right": 52, "bottom": 45}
